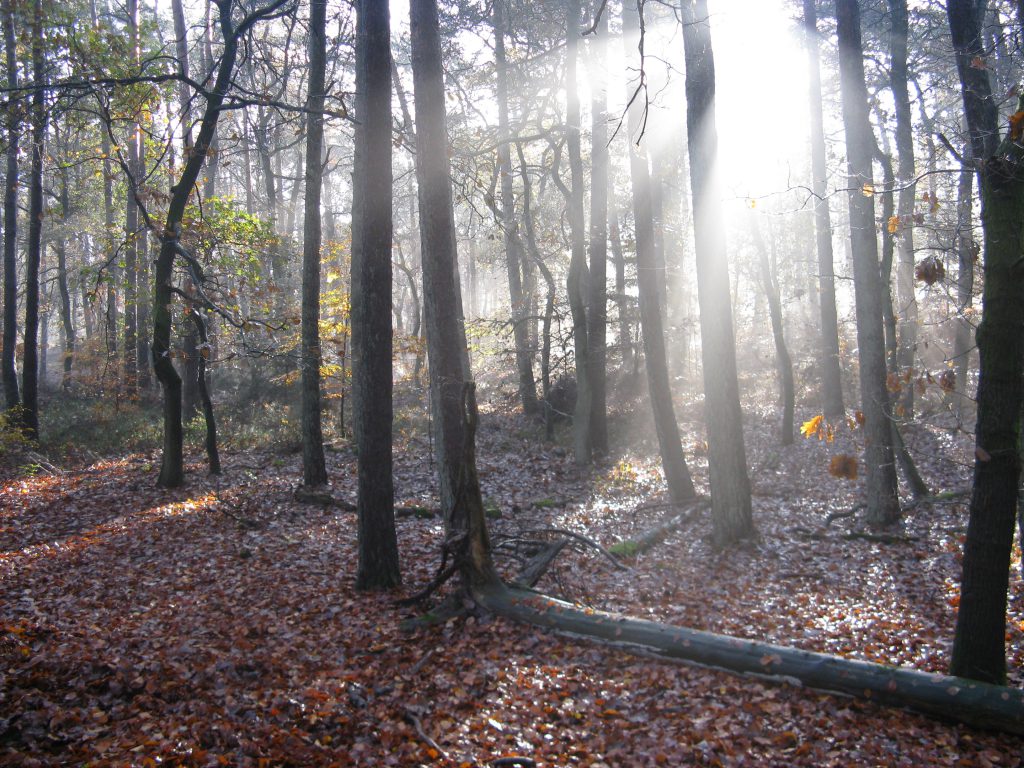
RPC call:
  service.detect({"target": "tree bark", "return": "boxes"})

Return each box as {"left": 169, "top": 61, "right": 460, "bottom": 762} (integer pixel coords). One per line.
{"left": 354, "top": 0, "right": 400, "bottom": 590}
{"left": 2, "top": 0, "right": 21, "bottom": 412}
{"left": 836, "top": 0, "right": 900, "bottom": 528}
{"left": 300, "top": 0, "right": 328, "bottom": 488}
{"left": 681, "top": 0, "right": 753, "bottom": 544}
{"left": 492, "top": 0, "right": 539, "bottom": 417}
{"left": 410, "top": 0, "right": 499, "bottom": 591}
{"left": 889, "top": 0, "right": 918, "bottom": 418}
{"left": 587, "top": 0, "right": 609, "bottom": 456}
{"left": 801, "top": 0, "right": 845, "bottom": 420}
{"left": 123, "top": 0, "right": 141, "bottom": 397}
{"left": 476, "top": 585, "right": 1024, "bottom": 737}
{"left": 953, "top": 147, "right": 975, "bottom": 424}
{"left": 565, "top": 0, "right": 591, "bottom": 466}
{"left": 622, "top": 0, "right": 696, "bottom": 504}
{"left": 56, "top": 160, "right": 74, "bottom": 388}
{"left": 947, "top": 0, "right": 1024, "bottom": 686}
{"left": 21, "top": 0, "right": 46, "bottom": 440}
{"left": 751, "top": 216, "right": 794, "bottom": 446}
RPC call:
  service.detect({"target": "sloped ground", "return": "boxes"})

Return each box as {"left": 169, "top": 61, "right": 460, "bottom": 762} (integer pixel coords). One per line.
{"left": 1, "top": 397, "right": 1021, "bottom": 766}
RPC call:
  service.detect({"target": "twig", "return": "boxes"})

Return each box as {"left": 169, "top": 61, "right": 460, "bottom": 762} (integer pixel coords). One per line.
{"left": 403, "top": 710, "right": 447, "bottom": 760}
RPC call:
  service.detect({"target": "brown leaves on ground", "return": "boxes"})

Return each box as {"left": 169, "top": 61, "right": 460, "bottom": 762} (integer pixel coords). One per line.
{"left": 1, "top": 407, "right": 1022, "bottom": 766}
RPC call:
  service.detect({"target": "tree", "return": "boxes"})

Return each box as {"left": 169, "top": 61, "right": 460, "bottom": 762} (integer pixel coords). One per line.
{"left": 586, "top": 0, "right": 608, "bottom": 456}
{"left": 492, "top": 0, "right": 539, "bottom": 418}
{"left": 354, "top": 0, "right": 400, "bottom": 590}
{"left": 802, "top": 0, "right": 844, "bottom": 421}
{"left": 622, "top": 0, "right": 696, "bottom": 505}
{"left": 151, "top": 0, "right": 291, "bottom": 488}
{"left": 946, "top": 0, "right": 1024, "bottom": 686}
{"left": 300, "top": 0, "right": 328, "bottom": 488}
{"left": 409, "top": 0, "right": 498, "bottom": 591}
{"left": 681, "top": 0, "right": 753, "bottom": 545}
{"left": 565, "top": 0, "right": 591, "bottom": 466}
{"left": 21, "top": 0, "right": 46, "bottom": 439}
{"left": 2, "top": 0, "right": 20, "bottom": 414}
{"left": 123, "top": 0, "right": 142, "bottom": 397}
{"left": 836, "top": 0, "right": 900, "bottom": 528}
{"left": 888, "top": 0, "right": 918, "bottom": 418}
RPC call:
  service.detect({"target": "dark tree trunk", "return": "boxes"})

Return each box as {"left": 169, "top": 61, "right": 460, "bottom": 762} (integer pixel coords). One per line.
{"left": 152, "top": 0, "right": 286, "bottom": 487}
{"left": 874, "top": 136, "right": 898, "bottom": 372}
{"left": 21, "top": 0, "right": 45, "bottom": 440}
{"left": 492, "top": 0, "right": 539, "bottom": 417}
{"left": 953, "top": 148, "right": 975, "bottom": 423}
{"left": 410, "top": 0, "right": 498, "bottom": 591}
{"left": 565, "top": 0, "right": 591, "bottom": 466}
{"left": 836, "top": 0, "right": 900, "bottom": 528}
{"left": 947, "top": 0, "right": 1024, "bottom": 686}
{"left": 587, "top": 0, "right": 609, "bottom": 456}
{"left": 889, "top": 0, "right": 918, "bottom": 418}
{"left": 2, "top": 0, "right": 21, "bottom": 412}
{"left": 802, "top": 0, "right": 844, "bottom": 420}
{"left": 300, "top": 0, "right": 328, "bottom": 488}
{"left": 189, "top": 308, "right": 220, "bottom": 474}
{"left": 681, "top": 0, "right": 753, "bottom": 544}
{"left": 354, "top": 0, "right": 400, "bottom": 590}
{"left": 623, "top": 0, "right": 696, "bottom": 504}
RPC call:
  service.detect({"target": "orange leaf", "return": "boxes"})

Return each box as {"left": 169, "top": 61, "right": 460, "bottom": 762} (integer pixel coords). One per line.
{"left": 1010, "top": 111, "right": 1024, "bottom": 141}
{"left": 886, "top": 215, "right": 899, "bottom": 234}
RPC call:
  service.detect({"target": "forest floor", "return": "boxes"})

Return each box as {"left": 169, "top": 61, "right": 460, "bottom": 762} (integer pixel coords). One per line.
{"left": 1, "top": 381, "right": 1023, "bottom": 766}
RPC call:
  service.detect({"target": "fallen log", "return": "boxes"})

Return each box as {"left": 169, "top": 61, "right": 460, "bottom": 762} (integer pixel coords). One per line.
{"left": 610, "top": 498, "right": 711, "bottom": 557}
{"left": 476, "top": 584, "right": 1024, "bottom": 736}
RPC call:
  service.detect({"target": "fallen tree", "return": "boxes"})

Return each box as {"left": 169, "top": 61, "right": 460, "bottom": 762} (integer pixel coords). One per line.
{"left": 475, "top": 584, "right": 1024, "bottom": 736}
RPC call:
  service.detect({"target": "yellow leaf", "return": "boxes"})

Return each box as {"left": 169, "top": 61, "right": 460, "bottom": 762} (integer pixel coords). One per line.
{"left": 887, "top": 215, "right": 899, "bottom": 234}
{"left": 800, "top": 414, "right": 824, "bottom": 439}
{"left": 862, "top": 183, "right": 874, "bottom": 197}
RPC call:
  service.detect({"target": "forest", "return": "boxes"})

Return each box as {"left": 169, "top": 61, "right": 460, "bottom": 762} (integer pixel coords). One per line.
{"left": 2, "top": 0, "right": 1024, "bottom": 764}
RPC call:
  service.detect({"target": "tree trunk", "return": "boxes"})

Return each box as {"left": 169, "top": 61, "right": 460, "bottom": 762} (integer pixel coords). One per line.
{"left": 587, "top": 0, "right": 609, "bottom": 456}
{"left": 947, "top": 0, "right": 1024, "bottom": 686}
{"left": 681, "top": 0, "right": 753, "bottom": 544}
{"left": 802, "top": 0, "right": 845, "bottom": 420}
{"left": 953, "top": 147, "right": 975, "bottom": 425}
{"left": 123, "top": 0, "right": 141, "bottom": 397}
{"left": 56, "top": 164, "right": 74, "bottom": 388}
{"left": 410, "top": 0, "right": 499, "bottom": 591}
{"left": 300, "top": 0, "right": 328, "bottom": 488}
{"left": 493, "top": 0, "right": 539, "bottom": 417}
{"left": 189, "top": 308, "right": 220, "bottom": 474}
{"left": 354, "top": 0, "right": 400, "bottom": 590}
{"left": 21, "top": 0, "right": 45, "bottom": 440}
{"left": 836, "top": 0, "right": 900, "bottom": 528}
{"left": 565, "top": 0, "right": 591, "bottom": 466}
{"left": 152, "top": 0, "right": 284, "bottom": 487}
{"left": 889, "top": 0, "right": 918, "bottom": 418}
{"left": 622, "top": 1, "right": 696, "bottom": 504}
{"left": 2, "top": 0, "right": 21, "bottom": 412}
{"left": 609, "top": 203, "right": 632, "bottom": 372}
{"left": 874, "top": 135, "right": 898, "bottom": 372}
{"left": 751, "top": 216, "right": 794, "bottom": 446}
{"left": 476, "top": 585, "right": 1024, "bottom": 737}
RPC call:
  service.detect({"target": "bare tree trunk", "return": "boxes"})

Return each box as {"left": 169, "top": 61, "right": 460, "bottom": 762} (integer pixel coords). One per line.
{"left": 609, "top": 203, "right": 631, "bottom": 372}
{"left": 623, "top": 0, "right": 696, "bottom": 504}
{"left": 681, "top": 0, "right": 753, "bottom": 544}
{"left": 21, "top": 0, "right": 46, "bottom": 440}
{"left": 751, "top": 216, "right": 794, "bottom": 446}
{"left": 587, "top": 0, "right": 609, "bottom": 456}
{"left": 953, "top": 147, "right": 975, "bottom": 425}
{"left": 410, "top": 0, "right": 499, "bottom": 590}
{"left": 123, "top": 0, "right": 141, "bottom": 397}
{"left": 2, "top": 0, "right": 21, "bottom": 412}
{"left": 56, "top": 162, "right": 74, "bottom": 388}
{"left": 300, "top": 0, "right": 328, "bottom": 487}
{"left": 493, "top": 0, "right": 539, "bottom": 417}
{"left": 565, "top": 0, "right": 591, "bottom": 466}
{"left": 889, "top": 0, "right": 918, "bottom": 418}
{"left": 947, "top": 0, "right": 1024, "bottom": 686}
{"left": 354, "top": 0, "right": 400, "bottom": 590}
{"left": 836, "top": 0, "right": 900, "bottom": 528}
{"left": 802, "top": 0, "right": 845, "bottom": 420}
